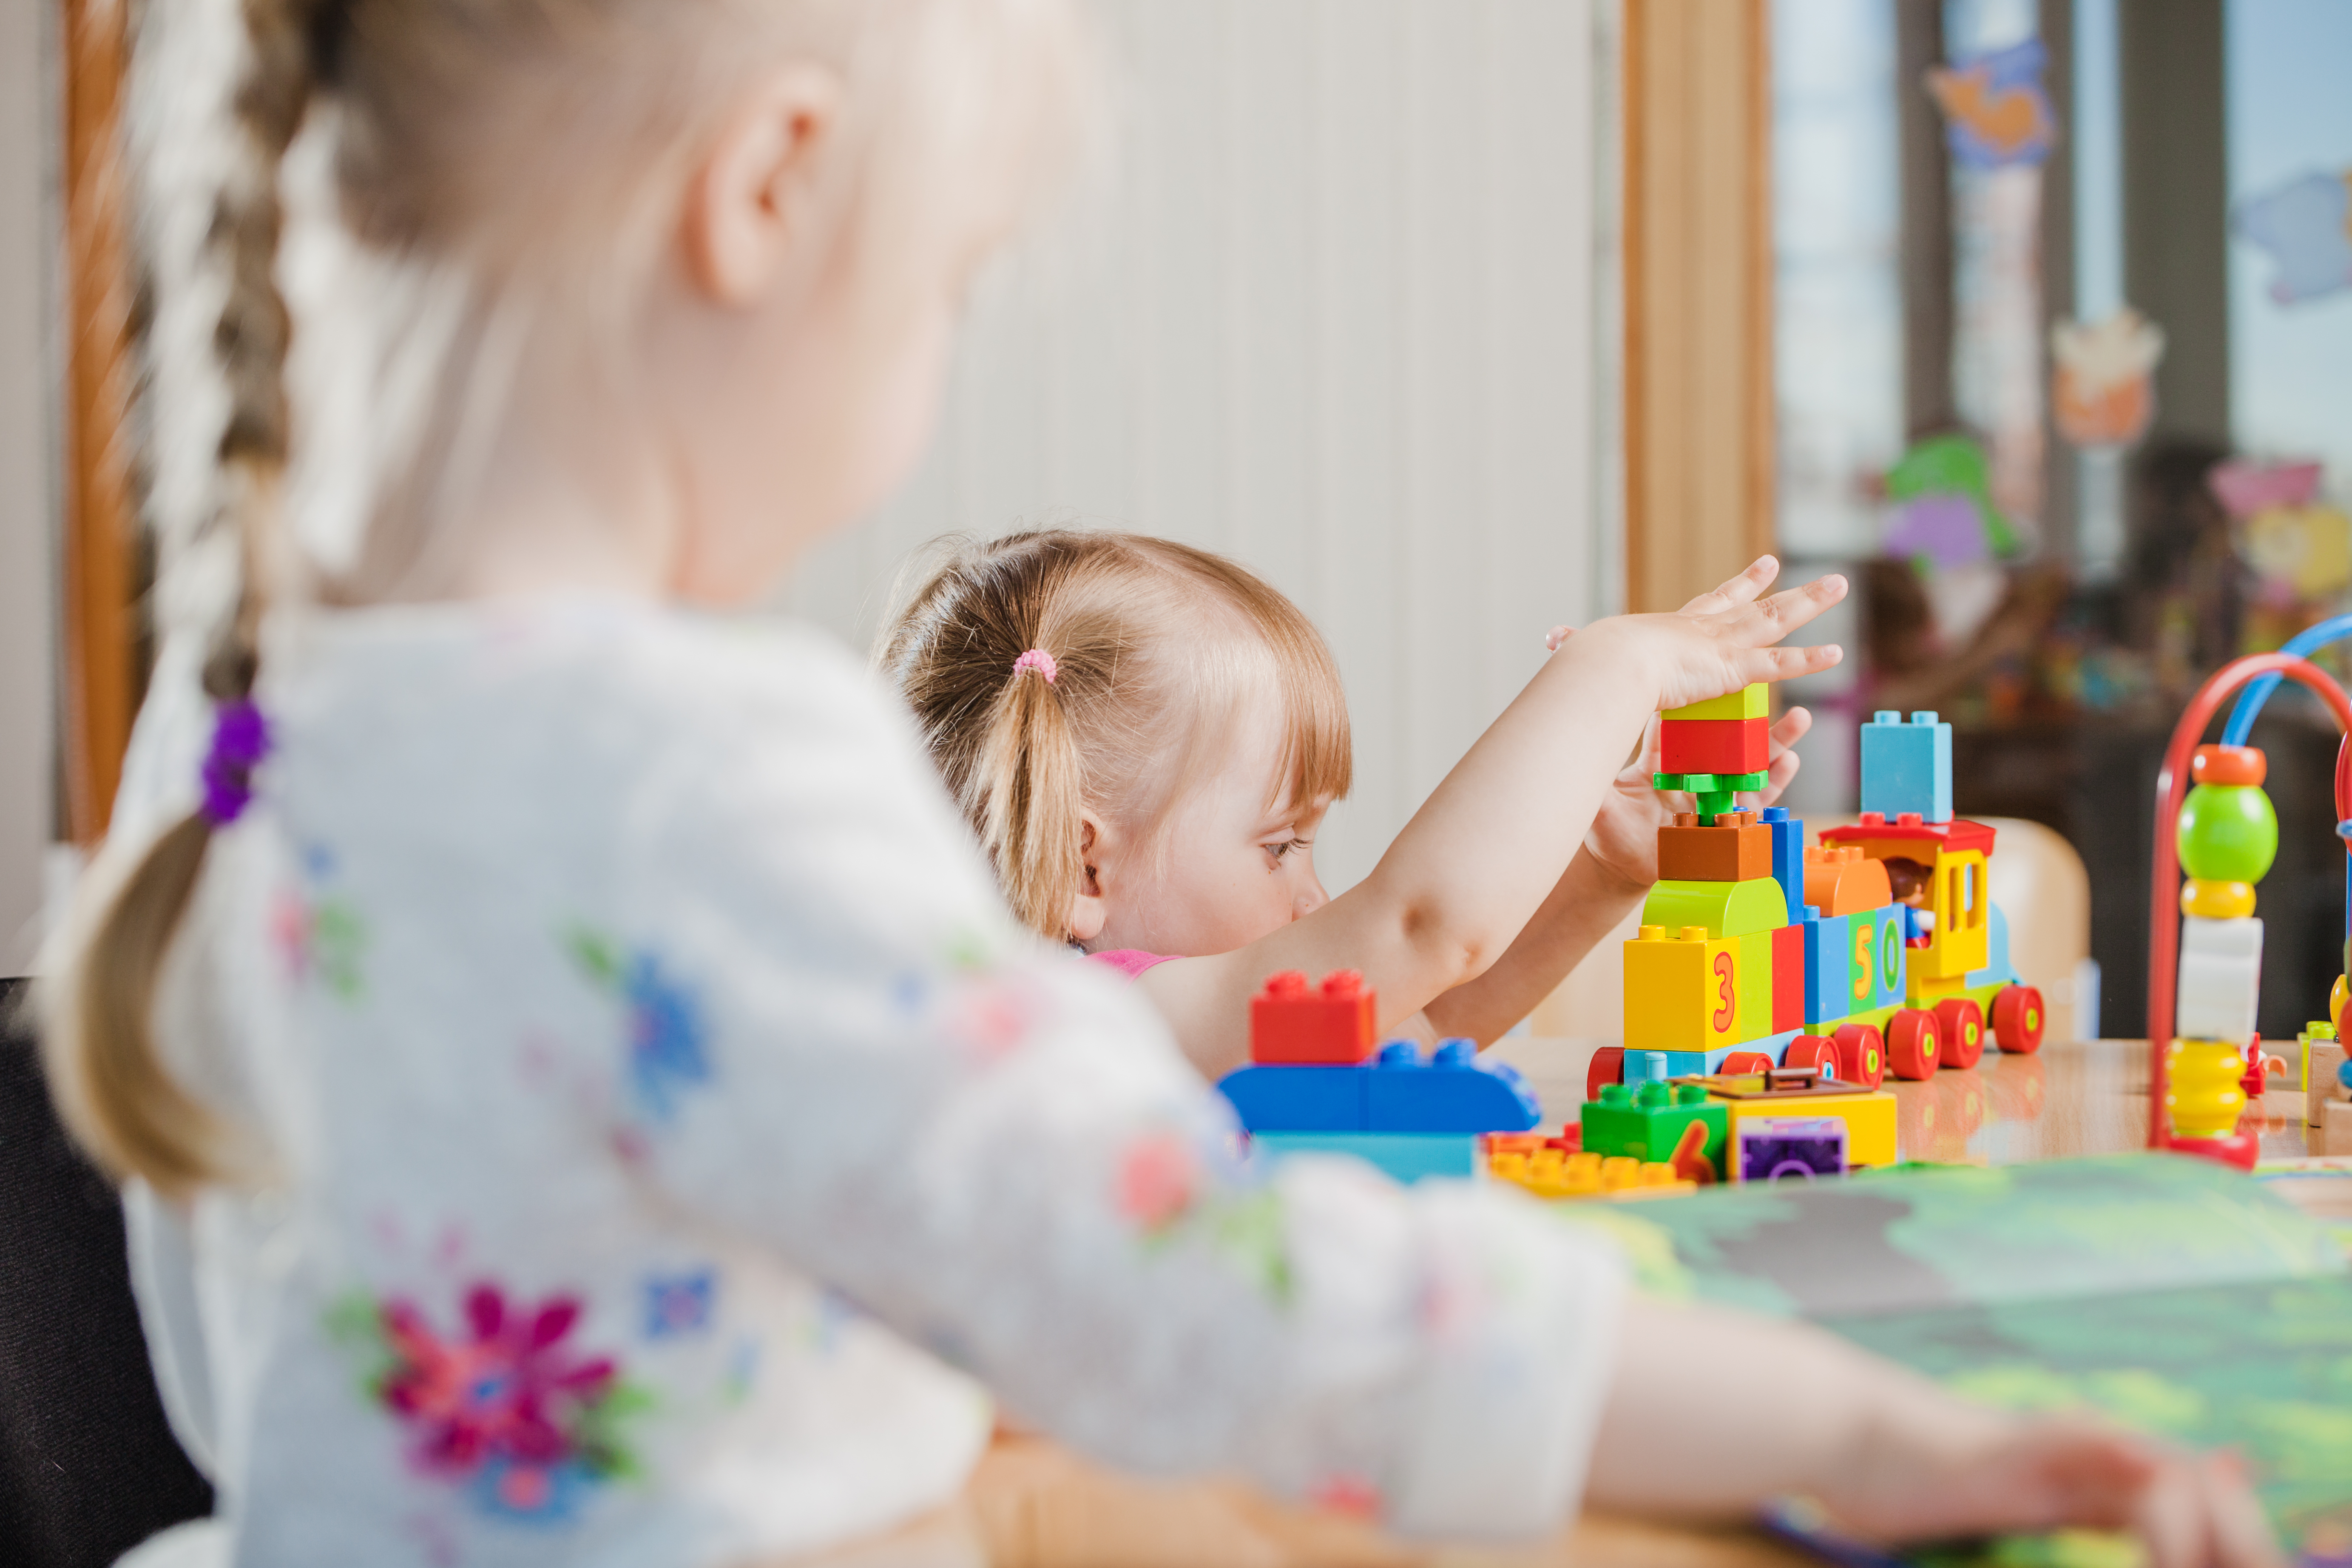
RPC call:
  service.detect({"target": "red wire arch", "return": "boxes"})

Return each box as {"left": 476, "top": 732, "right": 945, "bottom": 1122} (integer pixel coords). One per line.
{"left": 2145, "top": 653, "right": 2352, "bottom": 1148}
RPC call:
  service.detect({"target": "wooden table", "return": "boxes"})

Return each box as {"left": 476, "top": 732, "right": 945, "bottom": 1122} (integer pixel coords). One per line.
{"left": 790, "top": 1037, "right": 2306, "bottom": 1567}
{"left": 1484, "top": 1034, "right": 2337, "bottom": 1165}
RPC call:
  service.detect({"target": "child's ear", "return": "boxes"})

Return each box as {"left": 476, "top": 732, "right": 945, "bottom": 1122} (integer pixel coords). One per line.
{"left": 679, "top": 62, "right": 843, "bottom": 306}
{"left": 1068, "top": 812, "right": 1110, "bottom": 946}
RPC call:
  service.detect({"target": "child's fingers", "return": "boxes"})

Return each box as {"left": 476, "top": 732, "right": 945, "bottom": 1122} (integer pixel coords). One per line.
{"left": 2196, "top": 1455, "right": 2286, "bottom": 1568}
{"left": 1757, "top": 746, "right": 1801, "bottom": 807}
{"left": 1724, "top": 574, "right": 1849, "bottom": 644}
{"left": 1635, "top": 713, "right": 1663, "bottom": 771}
{"left": 1734, "top": 644, "right": 1844, "bottom": 685}
{"left": 1767, "top": 705, "right": 1814, "bottom": 754}
{"left": 1676, "top": 556, "right": 1780, "bottom": 618}
{"left": 1545, "top": 625, "right": 1575, "bottom": 652}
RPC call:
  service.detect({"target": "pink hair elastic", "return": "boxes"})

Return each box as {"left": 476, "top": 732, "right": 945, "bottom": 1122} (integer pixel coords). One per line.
{"left": 1013, "top": 648, "right": 1059, "bottom": 685}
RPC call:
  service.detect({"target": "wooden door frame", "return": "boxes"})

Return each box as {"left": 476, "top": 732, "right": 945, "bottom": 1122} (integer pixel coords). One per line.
{"left": 1620, "top": 0, "right": 1776, "bottom": 614}
{"left": 60, "top": 0, "right": 138, "bottom": 846}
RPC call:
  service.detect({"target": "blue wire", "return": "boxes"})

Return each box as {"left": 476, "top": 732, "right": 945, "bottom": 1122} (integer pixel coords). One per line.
{"left": 2220, "top": 613, "right": 2352, "bottom": 746}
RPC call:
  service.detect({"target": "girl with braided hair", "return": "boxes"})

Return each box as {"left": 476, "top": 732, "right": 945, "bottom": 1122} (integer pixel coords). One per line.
{"left": 37, "top": 1, "right": 2280, "bottom": 1564}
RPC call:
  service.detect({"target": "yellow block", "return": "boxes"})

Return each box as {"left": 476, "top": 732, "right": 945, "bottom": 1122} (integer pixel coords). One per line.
{"left": 1624, "top": 924, "right": 1745, "bottom": 1054}
{"left": 1664, "top": 683, "right": 1769, "bottom": 722}
{"left": 1910, "top": 848, "right": 1990, "bottom": 984}
{"left": 1724, "top": 1091, "right": 1898, "bottom": 1174}
{"left": 1642, "top": 876, "right": 1788, "bottom": 938}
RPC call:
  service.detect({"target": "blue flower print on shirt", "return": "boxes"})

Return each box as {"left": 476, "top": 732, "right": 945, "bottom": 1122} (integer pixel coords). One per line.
{"left": 564, "top": 928, "right": 713, "bottom": 1123}
{"left": 642, "top": 1269, "right": 716, "bottom": 1340}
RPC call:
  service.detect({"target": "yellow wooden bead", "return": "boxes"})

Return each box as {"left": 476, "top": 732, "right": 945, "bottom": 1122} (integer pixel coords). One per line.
{"left": 2180, "top": 878, "right": 2257, "bottom": 919}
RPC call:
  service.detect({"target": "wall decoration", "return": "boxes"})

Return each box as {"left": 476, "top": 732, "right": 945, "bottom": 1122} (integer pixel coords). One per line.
{"left": 1925, "top": 39, "right": 2056, "bottom": 172}
{"left": 2210, "top": 460, "right": 2352, "bottom": 652}
{"left": 2231, "top": 170, "right": 2352, "bottom": 306}
{"left": 1883, "top": 435, "right": 2020, "bottom": 569}
{"left": 2051, "top": 307, "right": 2167, "bottom": 448}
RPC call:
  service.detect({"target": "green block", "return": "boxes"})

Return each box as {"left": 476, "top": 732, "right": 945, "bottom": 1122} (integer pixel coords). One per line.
{"left": 1663, "top": 684, "right": 1769, "bottom": 722}
{"left": 1580, "top": 1082, "right": 1729, "bottom": 1176}
{"left": 1643, "top": 876, "right": 1790, "bottom": 939}
{"left": 1736, "top": 929, "right": 1774, "bottom": 1040}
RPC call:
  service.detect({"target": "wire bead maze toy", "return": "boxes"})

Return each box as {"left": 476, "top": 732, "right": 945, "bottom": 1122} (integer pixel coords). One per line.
{"left": 2146, "top": 627, "right": 2352, "bottom": 1168}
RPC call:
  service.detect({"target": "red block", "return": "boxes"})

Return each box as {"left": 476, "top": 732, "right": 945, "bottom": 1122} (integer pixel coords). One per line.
{"left": 1659, "top": 717, "right": 1769, "bottom": 776}
{"left": 1250, "top": 970, "right": 1378, "bottom": 1064}
{"left": 1770, "top": 923, "right": 1806, "bottom": 1034}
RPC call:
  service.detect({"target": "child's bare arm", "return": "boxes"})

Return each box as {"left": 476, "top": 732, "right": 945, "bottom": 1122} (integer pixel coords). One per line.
{"left": 1139, "top": 557, "right": 1845, "bottom": 1078}
{"left": 1594, "top": 1301, "right": 2281, "bottom": 1568}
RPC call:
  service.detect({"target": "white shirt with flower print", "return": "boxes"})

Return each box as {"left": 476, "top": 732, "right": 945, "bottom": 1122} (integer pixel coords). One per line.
{"left": 111, "top": 599, "right": 1628, "bottom": 1567}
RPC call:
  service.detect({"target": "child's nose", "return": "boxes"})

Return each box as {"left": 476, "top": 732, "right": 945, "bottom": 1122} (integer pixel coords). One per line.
{"left": 1293, "top": 876, "right": 1329, "bottom": 918}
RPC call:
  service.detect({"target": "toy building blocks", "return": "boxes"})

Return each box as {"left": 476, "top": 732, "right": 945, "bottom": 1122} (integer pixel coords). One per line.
{"left": 1660, "top": 717, "right": 1769, "bottom": 777}
{"left": 1757, "top": 807, "right": 1805, "bottom": 923}
{"left": 1579, "top": 1081, "right": 1729, "bottom": 1178}
{"left": 2309, "top": 1034, "right": 2346, "bottom": 1128}
{"left": 1485, "top": 1142, "right": 1691, "bottom": 1202}
{"left": 1656, "top": 812, "right": 1773, "bottom": 881}
{"left": 1250, "top": 969, "right": 1376, "bottom": 1064}
{"left": 1860, "top": 710, "right": 1954, "bottom": 824}
{"left": 1642, "top": 875, "right": 1788, "bottom": 938}
{"left": 1219, "top": 1034, "right": 1540, "bottom": 1140}
{"left": 1707, "top": 1080, "right": 1898, "bottom": 1174}
{"left": 2324, "top": 1099, "right": 2352, "bottom": 1157}
{"left": 1250, "top": 1132, "right": 1479, "bottom": 1182}
{"left": 1623, "top": 925, "right": 1746, "bottom": 1054}
{"left": 1663, "top": 683, "right": 1768, "bottom": 723}
{"left": 2297, "top": 1020, "right": 2337, "bottom": 1093}
{"left": 1737, "top": 1117, "right": 1848, "bottom": 1182}
{"left": 1804, "top": 845, "right": 1892, "bottom": 917}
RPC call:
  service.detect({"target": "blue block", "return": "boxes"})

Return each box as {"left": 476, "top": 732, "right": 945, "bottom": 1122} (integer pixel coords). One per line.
{"left": 1365, "top": 1039, "right": 1543, "bottom": 1133}
{"left": 1860, "top": 710, "right": 1953, "bottom": 824}
{"left": 1250, "top": 1131, "right": 1480, "bottom": 1183}
{"left": 1630, "top": 1049, "right": 1713, "bottom": 1082}
{"left": 1216, "top": 1065, "right": 1366, "bottom": 1131}
{"left": 1757, "top": 807, "right": 1806, "bottom": 929}
{"left": 1803, "top": 911, "right": 1853, "bottom": 1026}
{"left": 1854, "top": 905, "right": 1908, "bottom": 1011}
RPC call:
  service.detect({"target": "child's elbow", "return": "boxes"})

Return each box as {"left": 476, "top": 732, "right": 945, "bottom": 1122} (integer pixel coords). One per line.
{"left": 1397, "top": 896, "right": 1499, "bottom": 990}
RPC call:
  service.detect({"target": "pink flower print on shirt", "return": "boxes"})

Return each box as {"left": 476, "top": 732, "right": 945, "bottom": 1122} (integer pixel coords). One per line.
{"left": 271, "top": 884, "right": 368, "bottom": 1002}
{"left": 565, "top": 927, "right": 712, "bottom": 1123}
{"left": 332, "top": 1281, "right": 651, "bottom": 1525}
{"left": 1115, "top": 1132, "right": 1200, "bottom": 1235}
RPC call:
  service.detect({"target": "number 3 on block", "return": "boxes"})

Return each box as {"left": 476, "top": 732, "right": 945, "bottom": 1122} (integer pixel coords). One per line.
{"left": 1711, "top": 948, "right": 1737, "bottom": 1034}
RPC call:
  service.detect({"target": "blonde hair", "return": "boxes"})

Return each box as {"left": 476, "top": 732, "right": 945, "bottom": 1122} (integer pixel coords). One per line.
{"left": 881, "top": 531, "right": 1353, "bottom": 940}
{"left": 43, "top": 0, "right": 1094, "bottom": 1196}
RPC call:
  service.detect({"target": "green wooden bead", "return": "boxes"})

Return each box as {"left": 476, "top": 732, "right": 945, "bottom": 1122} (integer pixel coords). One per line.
{"left": 2177, "top": 782, "right": 2278, "bottom": 883}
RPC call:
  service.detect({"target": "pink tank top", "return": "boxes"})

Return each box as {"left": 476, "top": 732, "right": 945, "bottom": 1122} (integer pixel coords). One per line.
{"left": 1087, "top": 949, "right": 1178, "bottom": 980}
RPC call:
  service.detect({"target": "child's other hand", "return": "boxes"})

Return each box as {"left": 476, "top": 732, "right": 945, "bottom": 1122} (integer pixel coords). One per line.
{"left": 1577, "top": 706, "right": 1813, "bottom": 890}
{"left": 1825, "top": 1416, "right": 2280, "bottom": 1568}
{"left": 1552, "top": 555, "right": 1845, "bottom": 714}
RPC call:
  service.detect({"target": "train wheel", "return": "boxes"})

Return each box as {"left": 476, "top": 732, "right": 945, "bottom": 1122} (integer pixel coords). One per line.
{"left": 1719, "top": 1051, "right": 1776, "bottom": 1076}
{"left": 1831, "top": 1023, "right": 1886, "bottom": 1089}
{"left": 1991, "top": 985, "right": 2048, "bottom": 1054}
{"left": 1585, "top": 1047, "right": 1625, "bottom": 1103}
{"left": 1933, "top": 998, "right": 1986, "bottom": 1069}
{"left": 1886, "top": 1010, "right": 1941, "bottom": 1080}
{"left": 1782, "top": 1036, "right": 1839, "bottom": 1082}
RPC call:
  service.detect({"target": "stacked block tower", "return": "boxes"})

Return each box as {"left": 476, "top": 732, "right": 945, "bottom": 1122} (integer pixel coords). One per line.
{"left": 1598, "top": 696, "right": 2047, "bottom": 1130}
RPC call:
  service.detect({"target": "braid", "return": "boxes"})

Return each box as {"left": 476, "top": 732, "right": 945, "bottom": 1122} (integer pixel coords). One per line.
{"left": 40, "top": 0, "right": 332, "bottom": 1194}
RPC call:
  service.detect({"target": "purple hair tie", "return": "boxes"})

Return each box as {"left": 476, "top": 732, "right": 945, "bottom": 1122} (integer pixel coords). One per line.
{"left": 199, "top": 699, "right": 272, "bottom": 826}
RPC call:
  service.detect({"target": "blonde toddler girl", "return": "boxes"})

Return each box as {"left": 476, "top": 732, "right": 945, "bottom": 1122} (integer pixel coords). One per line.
{"left": 45, "top": 1, "right": 2272, "bottom": 1565}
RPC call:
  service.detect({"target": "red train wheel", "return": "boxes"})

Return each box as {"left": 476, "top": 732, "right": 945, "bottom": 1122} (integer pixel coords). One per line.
{"left": 1933, "top": 998, "right": 1986, "bottom": 1070}
{"left": 1782, "top": 1035, "right": 1839, "bottom": 1082}
{"left": 1719, "top": 1051, "right": 1775, "bottom": 1076}
{"left": 1886, "top": 1009, "right": 1941, "bottom": 1080}
{"left": 1991, "top": 984, "right": 2047, "bottom": 1054}
{"left": 1831, "top": 1023, "right": 1886, "bottom": 1089}
{"left": 1585, "top": 1047, "right": 1625, "bottom": 1103}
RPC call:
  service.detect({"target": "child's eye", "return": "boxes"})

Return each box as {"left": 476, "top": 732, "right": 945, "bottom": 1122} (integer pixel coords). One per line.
{"left": 1265, "top": 838, "right": 1310, "bottom": 864}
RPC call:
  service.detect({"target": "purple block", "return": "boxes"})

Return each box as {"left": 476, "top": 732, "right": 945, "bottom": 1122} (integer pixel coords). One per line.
{"left": 1737, "top": 1116, "right": 1848, "bottom": 1182}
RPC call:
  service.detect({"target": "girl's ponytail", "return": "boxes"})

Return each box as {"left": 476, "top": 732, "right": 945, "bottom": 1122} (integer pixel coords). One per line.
{"left": 43, "top": 0, "right": 322, "bottom": 1194}
{"left": 972, "top": 646, "right": 1090, "bottom": 940}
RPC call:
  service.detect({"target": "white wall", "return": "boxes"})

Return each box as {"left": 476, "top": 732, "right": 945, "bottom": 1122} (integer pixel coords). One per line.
{"left": 0, "top": 0, "right": 56, "bottom": 975}
{"left": 784, "top": 0, "right": 1613, "bottom": 894}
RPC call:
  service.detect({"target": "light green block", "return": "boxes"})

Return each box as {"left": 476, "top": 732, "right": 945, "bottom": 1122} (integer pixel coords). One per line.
{"left": 1642, "top": 876, "right": 1789, "bottom": 939}
{"left": 1736, "top": 929, "right": 1774, "bottom": 1040}
{"left": 1663, "top": 684, "right": 1769, "bottom": 722}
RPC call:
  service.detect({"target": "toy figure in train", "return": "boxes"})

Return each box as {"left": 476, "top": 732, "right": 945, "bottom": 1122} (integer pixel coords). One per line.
{"left": 1591, "top": 696, "right": 2047, "bottom": 1097}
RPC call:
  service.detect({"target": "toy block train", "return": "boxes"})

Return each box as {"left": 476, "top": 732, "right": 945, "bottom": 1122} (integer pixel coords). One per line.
{"left": 1596, "top": 699, "right": 2048, "bottom": 1097}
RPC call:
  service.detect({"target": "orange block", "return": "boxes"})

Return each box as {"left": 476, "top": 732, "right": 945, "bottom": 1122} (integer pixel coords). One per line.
{"left": 1657, "top": 811, "right": 1773, "bottom": 881}
{"left": 1804, "top": 845, "right": 1893, "bottom": 917}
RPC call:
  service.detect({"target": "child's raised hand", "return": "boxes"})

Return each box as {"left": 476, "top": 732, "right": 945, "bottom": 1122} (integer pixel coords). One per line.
{"left": 1558, "top": 555, "right": 1846, "bottom": 716}
{"left": 1577, "top": 705, "right": 1814, "bottom": 889}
